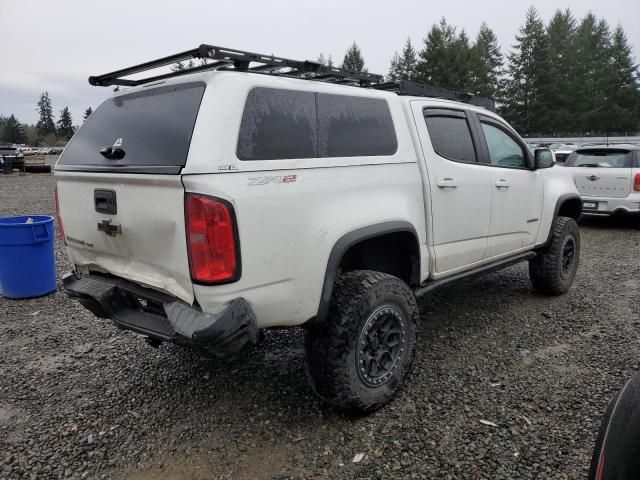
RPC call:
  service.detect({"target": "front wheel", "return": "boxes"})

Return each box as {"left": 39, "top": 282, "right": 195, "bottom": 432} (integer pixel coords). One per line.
{"left": 529, "top": 216, "right": 580, "bottom": 295}
{"left": 305, "top": 270, "right": 418, "bottom": 412}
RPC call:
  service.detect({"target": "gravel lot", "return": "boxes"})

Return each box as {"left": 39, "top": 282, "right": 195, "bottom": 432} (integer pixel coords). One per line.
{"left": 1, "top": 171, "right": 639, "bottom": 479}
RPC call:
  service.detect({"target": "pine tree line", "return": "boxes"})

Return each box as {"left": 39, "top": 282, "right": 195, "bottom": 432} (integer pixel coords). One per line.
{"left": 500, "top": 8, "right": 639, "bottom": 135}
{"left": 0, "top": 92, "right": 93, "bottom": 146}
{"left": 3, "top": 9, "right": 639, "bottom": 142}
{"left": 382, "top": 8, "right": 639, "bottom": 135}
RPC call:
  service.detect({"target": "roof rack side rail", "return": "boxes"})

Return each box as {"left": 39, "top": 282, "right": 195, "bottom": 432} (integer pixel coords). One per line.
{"left": 373, "top": 80, "right": 496, "bottom": 111}
{"left": 88, "top": 44, "right": 384, "bottom": 88}
{"left": 88, "top": 47, "right": 211, "bottom": 87}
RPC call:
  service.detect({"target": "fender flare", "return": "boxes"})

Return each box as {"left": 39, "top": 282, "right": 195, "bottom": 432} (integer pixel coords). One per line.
{"left": 538, "top": 193, "right": 582, "bottom": 248}
{"left": 310, "top": 221, "right": 419, "bottom": 326}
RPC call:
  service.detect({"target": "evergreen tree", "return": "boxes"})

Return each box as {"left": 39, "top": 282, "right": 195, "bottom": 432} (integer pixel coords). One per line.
{"left": 341, "top": 42, "right": 367, "bottom": 72}
{"left": 545, "top": 9, "right": 578, "bottom": 134}
{"left": 23, "top": 124, "right": 38, "bottom": 146}
{"left": 389, "top": 53, "right": 402, "bottom": 80}
{"left": 83, "top": 107, "right": 93, "bottom": 121}
{"left": 500, "top": 7, "right": 552, "bottom": 134}
{"left": 451, "top": 31, "right": 474, "bottom": 91}
{"left": 36, "top": 92, "right": 56, "bottom": 136}
{"left": 601, "top": 25, "right": 640, "bottom": 133}
{"left": 573, "top": 15, "right": 613, "bottom": 133}
{"left": 416, "top": 18, "right": 475, "bottom": 91}
{"left": 171, "top": 60, "right": 187, "bottom": 72}
{"left": 416, "top": 18, "right": 457, "bottom": 87}
{"left": 317, "top": 53, "right": 335, "bottom": 68}
{"left": 388, "top": 38, "right": 418, "bottom": 81}
{"left": 170, "top": 59, "right": 206, "bottom": 72}
{"left": 327, "top": 55, "right": 334, "bottom": 68}
{"left": 1, "top": 115, "right": 27, "bottom": 144}
{"left": 469, "top": 23, "right": 503, "bottom": 99}
{"left": 56, "top": 107, "right": 74, "bottom": 140}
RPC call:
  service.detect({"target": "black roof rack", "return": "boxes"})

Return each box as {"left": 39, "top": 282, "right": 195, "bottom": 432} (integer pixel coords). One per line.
{"left": 373, "top": 80, "right": 496, "bottom": 111}
{"left": 88, "top": 45, "right": 495, "bottom": 111}
{"left": 88, "top": 44, "right": 383, "bottom": 88}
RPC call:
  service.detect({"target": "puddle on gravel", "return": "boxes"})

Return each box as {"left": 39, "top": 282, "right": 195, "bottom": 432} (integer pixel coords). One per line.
{"left": 25, "top": 353, "right": 74, "bottom": 372}
{"left": 125, "top": 461, "right": 212, "bottom": 480}
{"left": 0, "top": 406, "right": 18, "bottom": 425}
{"left": 0, "top": 405, "right": 27, "bottom": 442}
{"left": 123, "top": 443, "right": 288, "bottom": 480}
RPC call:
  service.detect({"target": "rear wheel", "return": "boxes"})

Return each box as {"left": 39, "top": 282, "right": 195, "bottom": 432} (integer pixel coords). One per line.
{"left": 529, "top": 216, "right": 580, "bottom": 295}
{"left": 305, "top": 270, "right": 418, "bottom": 412}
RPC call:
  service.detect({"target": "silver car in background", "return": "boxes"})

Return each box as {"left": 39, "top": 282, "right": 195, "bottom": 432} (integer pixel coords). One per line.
{"left": 564, "top": 145, "right": 640, "bottom": 216}
{"left": 552, "top": 144, "right": 579, "bottom": 164}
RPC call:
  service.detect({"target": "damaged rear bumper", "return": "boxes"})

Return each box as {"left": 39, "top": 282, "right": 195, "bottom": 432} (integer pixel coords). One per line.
{"left": 62, "top": 272, "right": 258, "bottom": 356}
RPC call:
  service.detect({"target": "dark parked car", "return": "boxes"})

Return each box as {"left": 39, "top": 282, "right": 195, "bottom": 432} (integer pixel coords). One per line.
{"left": 0, "top": 145, "right": 25, "bottom": 171}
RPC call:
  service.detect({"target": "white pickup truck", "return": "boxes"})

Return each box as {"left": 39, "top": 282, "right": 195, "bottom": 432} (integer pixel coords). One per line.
{"left": 55, "top": 45, "right": 582, "bottom": 411}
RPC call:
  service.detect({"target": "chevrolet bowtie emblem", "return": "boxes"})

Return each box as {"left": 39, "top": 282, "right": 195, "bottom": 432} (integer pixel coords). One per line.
{"left": 97, "top": 219, "right": 122, "bottom": 237}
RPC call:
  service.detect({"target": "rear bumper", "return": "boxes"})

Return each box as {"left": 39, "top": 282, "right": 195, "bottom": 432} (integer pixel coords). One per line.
{"left": 63, "top": 272, "right": 258, "bottom": 356}
{"left": 580, "top": 194, "right": 640, "bottom": 216}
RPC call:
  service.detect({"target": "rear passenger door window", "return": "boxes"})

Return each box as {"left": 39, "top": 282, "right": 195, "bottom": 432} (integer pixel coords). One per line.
{"left": 424, "top": 109, "right": 477, "bottom": 163}
{"left": 479, "top": 121, "right": 526, "bottom": 168}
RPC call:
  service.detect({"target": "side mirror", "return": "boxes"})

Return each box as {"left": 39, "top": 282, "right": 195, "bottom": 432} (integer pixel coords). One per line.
{"left": 534, "top": 148, "right": 554, "bottom": 169}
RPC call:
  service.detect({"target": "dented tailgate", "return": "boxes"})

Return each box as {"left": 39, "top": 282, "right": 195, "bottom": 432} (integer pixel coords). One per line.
{"left": 53, "top": 81, "right": 207, "bottom": 304}
{"left": 56, "top": 173, "right": 193, "bottom": 303}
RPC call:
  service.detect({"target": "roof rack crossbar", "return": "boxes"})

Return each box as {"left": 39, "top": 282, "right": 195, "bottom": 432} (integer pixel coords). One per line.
{"left": 109, "top": 61, "right": 232, "bottom": 88}
{"left": 89, "top": 47, "right": 207, "bottom": 86}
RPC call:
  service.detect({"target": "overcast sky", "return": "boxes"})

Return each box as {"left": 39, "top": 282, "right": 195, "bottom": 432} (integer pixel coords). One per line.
{"left": 1, "top": 0, "right": 638, "bottom": 126}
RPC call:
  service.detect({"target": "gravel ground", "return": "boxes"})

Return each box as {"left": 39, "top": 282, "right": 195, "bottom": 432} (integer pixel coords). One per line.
{"left": 1, "top": 171, "right": 639, "bottom": 480}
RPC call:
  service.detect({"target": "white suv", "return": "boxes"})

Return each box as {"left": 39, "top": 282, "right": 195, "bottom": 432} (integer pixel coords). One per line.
{"left": 563, "top": 145, "right": 640, "bottom": 216}
{"left": 55, "top": 45, "right": 582, "bottom": 411}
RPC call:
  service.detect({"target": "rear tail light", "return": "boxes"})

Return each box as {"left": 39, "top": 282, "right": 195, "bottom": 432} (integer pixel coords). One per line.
{"left": 54, "top": 185, "right": 67, "bottom": 245}
{"left": 185, "top": 194, "right": 239, "bottom": 284}
{"left": 634, "top": 173, "right": 640, "bottom": 191}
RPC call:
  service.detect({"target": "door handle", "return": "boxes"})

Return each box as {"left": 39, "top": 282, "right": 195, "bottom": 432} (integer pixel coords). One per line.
{"left": 495, "top": 179, "right": 510, "bottom": 188}
{"left": 437, "top": 178, "right": 458, "bottom": 188}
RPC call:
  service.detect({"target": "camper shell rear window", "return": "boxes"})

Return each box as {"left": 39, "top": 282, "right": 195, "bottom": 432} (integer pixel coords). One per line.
{"left": 57, "top": 82, "right": 205, "bottom": 174}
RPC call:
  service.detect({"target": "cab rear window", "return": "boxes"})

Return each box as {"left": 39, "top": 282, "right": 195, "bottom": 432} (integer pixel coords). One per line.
{"left": 57, "top": 82, "right": 205, "bottom": 174}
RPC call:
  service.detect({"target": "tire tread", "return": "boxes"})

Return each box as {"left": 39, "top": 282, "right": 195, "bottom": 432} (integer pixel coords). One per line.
{"left": 529, "top": 216, "right": 580, "bottom": 295}
{"left": 305, "top": 270, "right": 418, "bottom": 412}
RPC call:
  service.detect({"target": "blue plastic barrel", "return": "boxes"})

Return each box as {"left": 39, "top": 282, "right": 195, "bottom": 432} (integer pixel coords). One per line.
{"left": 0, "top": 215, "right": 56, "bottom": 299}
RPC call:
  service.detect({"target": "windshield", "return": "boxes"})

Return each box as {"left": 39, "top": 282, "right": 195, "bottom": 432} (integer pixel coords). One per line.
{"left": 57, "top": 82, "right": 205, "bottom": 174}
{"left": 566, "top": 150, "right": 632, "bottom": 168}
